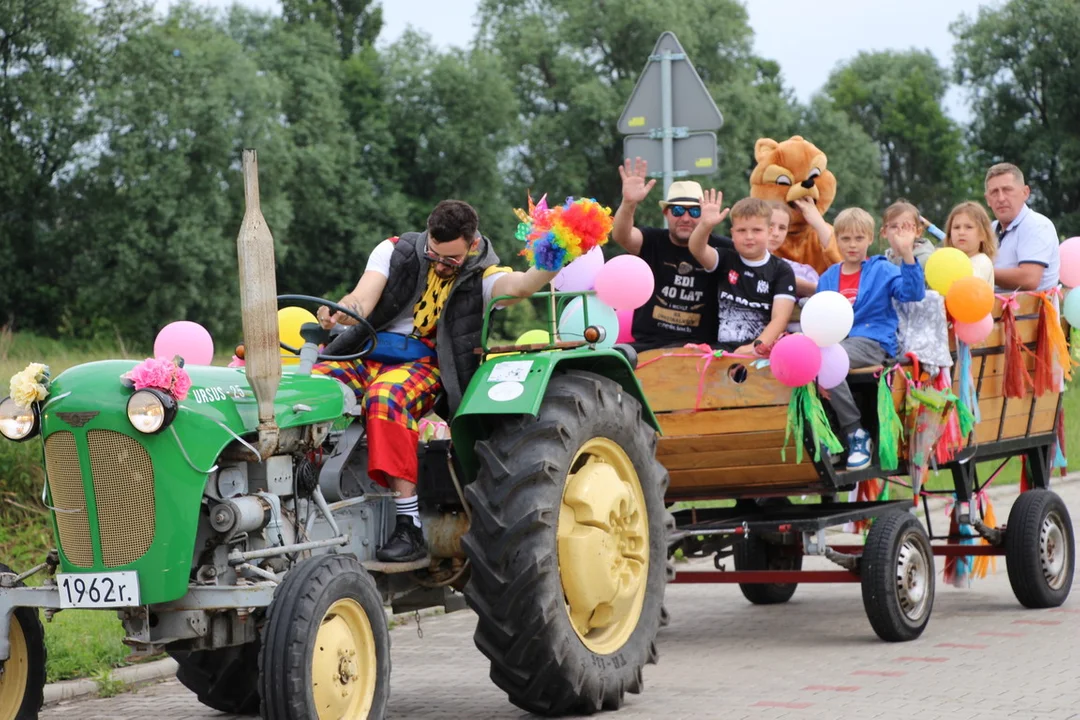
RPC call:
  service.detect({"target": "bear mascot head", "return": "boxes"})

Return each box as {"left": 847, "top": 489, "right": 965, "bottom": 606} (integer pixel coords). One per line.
{"left": 749, "top": 135, "right": 842, "bottom": 275}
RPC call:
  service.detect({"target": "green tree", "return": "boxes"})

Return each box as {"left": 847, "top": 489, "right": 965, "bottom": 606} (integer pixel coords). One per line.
{"left": 952, "top": 0, "right": 1080, "bottom": 232}
{"left": 229, "top": 10, "right": 409, "bottom": 300}
{"left": 58, "top": 5, "right": 292, "bottom": 345}
{"left": 475, "top": 0, "right": 798, "bottom": 229}
{"left": 0, "top": 0, "right": 107, "bottom": 331}
{"left": 382, "top": 31, "right": 520, "bottom": 258}
{"left": 280, "top": 0, "right": 382, "bottom": 59}
{"left": 823, "top": 50, "right": 969, "bottom": 223}
{"left": 798, "top": 96, "right": 884, "bottom": 221}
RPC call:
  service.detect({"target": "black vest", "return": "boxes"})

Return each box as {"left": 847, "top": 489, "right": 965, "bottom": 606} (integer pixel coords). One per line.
{"left": 366, "top": 232, "right": 500, "bottom": 416}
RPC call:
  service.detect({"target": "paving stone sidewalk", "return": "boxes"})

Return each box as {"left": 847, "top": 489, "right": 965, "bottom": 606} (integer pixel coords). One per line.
{"left": 41, "top": 477, "right": 1080, "bottom": 720}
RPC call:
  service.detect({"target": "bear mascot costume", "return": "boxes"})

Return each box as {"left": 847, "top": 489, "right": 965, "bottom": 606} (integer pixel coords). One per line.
{"left": 750, "top": 135, "right": 842, "bottom": 275}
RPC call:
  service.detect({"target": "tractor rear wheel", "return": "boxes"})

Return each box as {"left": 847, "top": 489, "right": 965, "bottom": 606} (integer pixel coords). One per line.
{"left": 170, "top": 644, "right": 260, "bottom": 714}
{"left": 259, "top": 555, "right": 390, "bottom": 720}
{"left": 0, "top": 564, "right": 46, "bottom": 720}
{"left": 463, "top": 370, "right": 671, "bottom": 716}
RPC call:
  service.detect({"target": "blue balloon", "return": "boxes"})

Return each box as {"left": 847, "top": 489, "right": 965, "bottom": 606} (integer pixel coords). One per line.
{"left": 557, "top": 296, "right": 618, "bottom": 348}
{"left": 1064, "top": 289, "right": 1080, "bottom": 327}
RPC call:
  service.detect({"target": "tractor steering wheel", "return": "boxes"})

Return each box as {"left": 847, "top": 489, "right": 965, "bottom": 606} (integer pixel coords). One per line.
{"left": 276, "top": 294, "right": 378, "bottom": 363}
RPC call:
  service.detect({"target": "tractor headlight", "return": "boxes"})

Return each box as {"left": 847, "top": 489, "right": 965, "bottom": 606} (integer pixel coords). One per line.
{"left": 126, "top": 389, "right": 177, "bottom": 434}
{"left": 0, "top": 397, "right": 40, "bottom": 441}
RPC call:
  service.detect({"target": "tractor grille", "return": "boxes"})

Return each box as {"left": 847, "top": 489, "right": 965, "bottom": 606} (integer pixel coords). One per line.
{"left": 87, "top": 430, "right": 156, "bottom": 567}
{"left": 43, "top": 432, "right": 94, "bottom": 567}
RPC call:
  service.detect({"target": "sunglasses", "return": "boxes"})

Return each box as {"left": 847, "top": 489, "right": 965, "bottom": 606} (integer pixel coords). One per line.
{"left": 424, "top": 244, "right": 466, "bottom": 268}
{"left": 668, "top": 205, "right": 701, "bottom": 219}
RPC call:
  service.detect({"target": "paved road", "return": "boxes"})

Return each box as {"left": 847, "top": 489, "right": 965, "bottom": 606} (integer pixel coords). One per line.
{"left": 42, "top": 480, "right": 1080, "bottom": 720}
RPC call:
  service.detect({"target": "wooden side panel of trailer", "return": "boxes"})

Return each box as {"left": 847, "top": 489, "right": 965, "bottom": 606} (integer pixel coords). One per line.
{"left": 640, "top": 293, "right": 1060, "bottom": 501}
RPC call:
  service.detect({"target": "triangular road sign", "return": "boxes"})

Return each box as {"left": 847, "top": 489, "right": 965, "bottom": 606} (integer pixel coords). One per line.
{"left": 617, "top": 32, "right": 724, "bottom": 135}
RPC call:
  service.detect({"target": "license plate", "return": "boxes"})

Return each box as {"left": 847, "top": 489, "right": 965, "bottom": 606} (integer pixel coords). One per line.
{"left": 57, "top": 571, "right": 140, "bottom": 609}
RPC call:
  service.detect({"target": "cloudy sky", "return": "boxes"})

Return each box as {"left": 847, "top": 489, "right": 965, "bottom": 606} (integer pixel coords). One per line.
{"left": 157, "top": 0, "right": 990, "bottom": 120}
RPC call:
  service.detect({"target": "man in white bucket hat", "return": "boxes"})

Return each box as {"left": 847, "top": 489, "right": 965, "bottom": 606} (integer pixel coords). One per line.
{"left": 613, "top": 157, "right": 734, "bottom": 350}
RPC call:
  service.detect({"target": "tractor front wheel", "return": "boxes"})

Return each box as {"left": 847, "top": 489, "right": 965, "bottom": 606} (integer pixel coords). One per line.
{"left": 259, "top": 555, "right": 390, "bottom": 720}
{"left": 0, "top": 564, "right": 46, "bottom": 720}
{"left": 463, "top": 370, "right": 671, "bottom": 716}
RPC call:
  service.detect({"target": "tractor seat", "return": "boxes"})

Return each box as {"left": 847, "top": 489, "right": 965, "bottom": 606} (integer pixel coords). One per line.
{"left": 613, "top": 343, "right": 638, "bottom": 369}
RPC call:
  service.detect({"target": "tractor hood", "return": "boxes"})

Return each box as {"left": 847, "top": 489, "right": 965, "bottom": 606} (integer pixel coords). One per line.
{"left": 43, "top": 360, "right": 348, "bottom": 438}
{"left": 34, "top": 359, "right": 349, "bottom": 604}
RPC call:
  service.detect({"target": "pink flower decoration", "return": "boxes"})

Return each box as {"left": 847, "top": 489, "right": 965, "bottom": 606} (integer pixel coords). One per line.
{"left": 127, "top": 358, "right": 169, "bottom": 390}
{"left": 123, "top": 358, "right": 192, "bottom": 402}
{"left": 171, "top": 367, "right": 192, "bottom": 401}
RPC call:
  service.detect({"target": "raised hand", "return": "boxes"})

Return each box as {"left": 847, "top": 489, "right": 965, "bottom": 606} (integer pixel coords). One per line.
{"left": 618, "top": 157, "right": 656, "bottom": 204}
{"left": 793, "top": 197, "right": 822, "bottom": 224}
{"left": 700, "top": 188, "right": 730, "bottom": 227}
{"left": 887, "top": 220, "right": 917, "bottom": 262}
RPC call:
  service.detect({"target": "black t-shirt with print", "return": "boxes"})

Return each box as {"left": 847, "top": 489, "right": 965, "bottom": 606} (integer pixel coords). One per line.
{"left": 631, "top": 227, "right": 734, "bottom": 349}
{"left": 710, "top": 248, "right": 796, "bottom": 347}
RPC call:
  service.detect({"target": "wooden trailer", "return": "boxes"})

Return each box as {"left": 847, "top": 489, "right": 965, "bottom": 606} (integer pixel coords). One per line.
{"left": 636, "top": 292, "right": 1073, "bottom": 642}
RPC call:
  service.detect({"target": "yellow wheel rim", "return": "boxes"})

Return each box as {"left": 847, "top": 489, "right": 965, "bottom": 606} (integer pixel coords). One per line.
{"left": 0, "top": 615, "right": 29, "bottom": 720}
{"left": 557, "top": 437, "right": 650, "bottom": 655}
{"left": 311, "top": 598, "right": 377, "bottom": 720}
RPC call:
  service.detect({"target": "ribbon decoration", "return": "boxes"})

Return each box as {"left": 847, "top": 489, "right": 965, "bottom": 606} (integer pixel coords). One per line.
{"left": 955, "top": 340, "right": 979, "bottom": 437}
{"left": 1034, "top": 290, "right": 1075, "bottom": 394}
{"left": 998, "top": 295, "right": 1033, "bottom": 399}
{"left": 781, "top": 384, "right": 843, "bottom": 464}
{"left": 877, "top": 366, "right": 904, "bottom": 472}
{"left": 636, "top": 344, "right": 757, "bottom": 412}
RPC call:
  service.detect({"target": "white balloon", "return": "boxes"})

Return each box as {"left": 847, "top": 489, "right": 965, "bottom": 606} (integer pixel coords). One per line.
{"left": 800, "top": 291, "right": 854, "bottom": 347}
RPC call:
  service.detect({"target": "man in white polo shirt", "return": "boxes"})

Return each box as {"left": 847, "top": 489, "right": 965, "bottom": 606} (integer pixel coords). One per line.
{"left": 984, "top": 162, "right": 1060, "bottom": 292}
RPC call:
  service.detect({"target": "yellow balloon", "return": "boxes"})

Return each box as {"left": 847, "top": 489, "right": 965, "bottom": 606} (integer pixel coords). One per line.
{"left": 278, "top": 306, "right": 318, "bottom": 365}
{"left": 515, "top": 329, "right": 551, "bottom": 345}
{"left": 924, "top": 247, "right": 973, "bottom": 295}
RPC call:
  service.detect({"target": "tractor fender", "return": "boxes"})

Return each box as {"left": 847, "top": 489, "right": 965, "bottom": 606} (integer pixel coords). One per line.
{"left": 450, "top": 348, "right": 659, "bottom": 481}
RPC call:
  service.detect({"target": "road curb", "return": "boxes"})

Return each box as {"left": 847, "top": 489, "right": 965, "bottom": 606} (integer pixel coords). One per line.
{"left": 42, "top": 657, "right": 179, "bottom": 706}
{"left": 41, "top": 605, "right": 452, "bottom": 706}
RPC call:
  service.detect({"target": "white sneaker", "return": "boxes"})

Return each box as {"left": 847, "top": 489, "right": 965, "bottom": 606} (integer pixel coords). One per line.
{"left": 846, "top": 429, "right": 873, "bottom": 471}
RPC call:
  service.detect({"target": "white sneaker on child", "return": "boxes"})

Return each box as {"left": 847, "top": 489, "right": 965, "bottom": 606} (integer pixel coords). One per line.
{"left": 846, "top": 428, "right": 873, "bottom": 471}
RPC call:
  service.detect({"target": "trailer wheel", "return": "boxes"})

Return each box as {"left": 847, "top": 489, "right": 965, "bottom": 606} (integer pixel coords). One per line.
{"left": 463, "top": 370, "right": 671, "bottom": 716}
{"left": 0, "top": 563, "right": 46, "bottom": 720}
{"left": 259, "top": 555, "right": 390, "bottom": 720}
{"left": 734, "top": 537, "right": 802, "bottom": 605}
{"left": 170, "top": 643, "right": 260, "bottom": 714}
{"left": 860, "top": 511, "right": 934, "bottom": 642}
{"left": 733, "top": 498, "right": 802, "bottom": 605}
{"left": 1005, "top": 489, "right": 1074, "bottom": 609}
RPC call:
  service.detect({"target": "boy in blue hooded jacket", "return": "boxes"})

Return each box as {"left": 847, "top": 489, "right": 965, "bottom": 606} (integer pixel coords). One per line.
{"left": 817, "top": 208, "right": 926, "bottom": 470}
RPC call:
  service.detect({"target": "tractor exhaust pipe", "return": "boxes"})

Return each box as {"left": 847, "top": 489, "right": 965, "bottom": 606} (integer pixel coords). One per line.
{"left": 237, "top": 149, "right": 281, "bottom": 458}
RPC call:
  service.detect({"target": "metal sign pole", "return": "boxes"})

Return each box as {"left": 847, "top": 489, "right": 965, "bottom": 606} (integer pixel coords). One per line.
{"left": 660, "top": 51, "right": 674, "bottom": 229}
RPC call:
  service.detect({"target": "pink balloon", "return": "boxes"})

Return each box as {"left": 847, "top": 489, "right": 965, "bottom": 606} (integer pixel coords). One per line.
{"left": 594, "top": 255, "right": 655, "bottom": 310}
{"left": 154, "top": 321, "right": 214, "bottom": 365}
{"left": 553, "top": 246, "right": 605, "bottom": 292}
{"left": 770, "top": 335, "right": 822, "bottom": 388}
{"left": 816, "top": 343, "right": 851, "bottom": 390}
{"left": 616, "top": 309, "right": 635, "bottom": 344}
{"left": 954, "top": 314, "right": 994, "bottom": 345}
{"left": 1060, "top": 237, "right": 1080, "bottom": 288}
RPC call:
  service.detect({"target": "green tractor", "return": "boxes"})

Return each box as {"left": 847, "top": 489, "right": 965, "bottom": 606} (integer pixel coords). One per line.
{"left": 0, "top": 151, "right": 670, "bottom": 720}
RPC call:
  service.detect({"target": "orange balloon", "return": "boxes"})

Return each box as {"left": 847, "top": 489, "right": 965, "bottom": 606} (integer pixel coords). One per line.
{"left": 946, "top": 276, "right": 995, "bottom": 324}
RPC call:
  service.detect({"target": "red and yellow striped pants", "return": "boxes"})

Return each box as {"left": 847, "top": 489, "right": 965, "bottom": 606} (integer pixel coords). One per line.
{"left": 314, "top": 357, "right": 441, "bottom": 486}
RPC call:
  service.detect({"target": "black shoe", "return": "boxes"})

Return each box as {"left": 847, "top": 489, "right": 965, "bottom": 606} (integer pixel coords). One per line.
{"left": 376, "top": 516, "right": 427, "bottom": 563}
